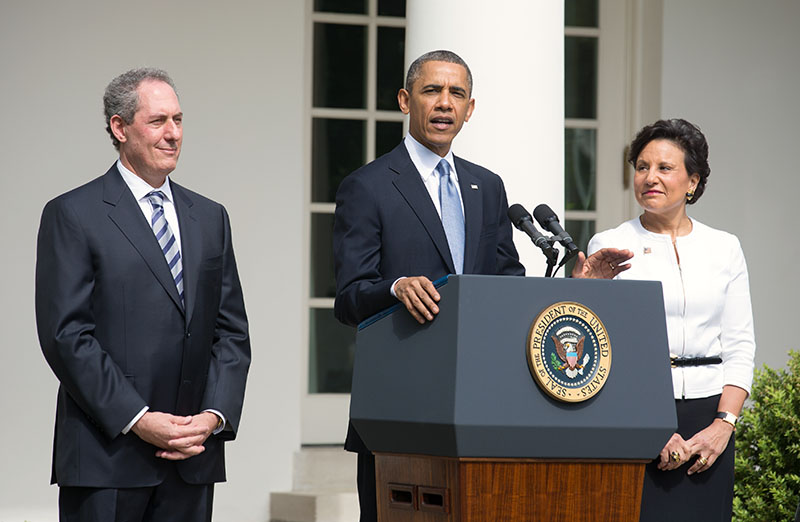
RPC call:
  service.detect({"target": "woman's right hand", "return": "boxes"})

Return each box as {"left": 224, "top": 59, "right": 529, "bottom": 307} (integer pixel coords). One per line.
{"left": 656, "top": 432, "right": 692, "bottom": 471}
{"left": 570, "top": 248, "right": 633, "bottom": 279}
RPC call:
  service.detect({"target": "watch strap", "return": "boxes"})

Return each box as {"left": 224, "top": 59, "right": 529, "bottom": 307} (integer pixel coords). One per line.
{"left": 715, "top": 411, "right": 738, "bottom": 430}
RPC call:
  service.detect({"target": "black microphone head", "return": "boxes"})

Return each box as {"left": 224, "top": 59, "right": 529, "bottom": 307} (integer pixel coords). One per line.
{"left": 507, "top": 204, "right": 533, "bottom": 228}
{"left": 533, "top": 203, "right": 558, "bottom": 228}
{"left": 534, "top": 203, "right": 577, "bottom": 251}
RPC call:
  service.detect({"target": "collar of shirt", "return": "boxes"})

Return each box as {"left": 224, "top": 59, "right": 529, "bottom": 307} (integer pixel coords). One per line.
{"left": 403, "top": 134, "right": 463, "bottom": 217}
{"left": 404, "top": 133, "right": 458, "bottom": 183}
{"left": 116, "top": 159, "right": 174, "bottom": 203}
{"left": 116, "top": 159, "right": 182, "bottom": 245}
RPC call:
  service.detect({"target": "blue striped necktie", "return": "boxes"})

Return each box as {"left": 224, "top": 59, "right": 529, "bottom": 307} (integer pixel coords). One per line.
{"left": 436, "top": 159, "right": 465, "bottom": 274}
{"left": 146, "top": 191, "right": 184, "bottom": 306}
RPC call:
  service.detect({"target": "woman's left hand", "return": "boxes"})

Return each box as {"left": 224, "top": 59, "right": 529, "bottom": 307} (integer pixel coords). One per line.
{"left": 685, "top": 419, "right": 735, "bottom": 475}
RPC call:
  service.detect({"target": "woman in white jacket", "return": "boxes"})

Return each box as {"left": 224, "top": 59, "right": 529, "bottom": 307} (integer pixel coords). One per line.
{"left": 588, "top": 119, "right": 755, "bottom": 522}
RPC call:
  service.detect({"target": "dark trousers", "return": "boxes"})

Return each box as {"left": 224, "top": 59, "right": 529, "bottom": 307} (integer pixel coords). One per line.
{"left": 357, "top": 451, "right": 378, "bottom": 522}
{"left": 58, "top": 465, "right": 214, "bottom": 522}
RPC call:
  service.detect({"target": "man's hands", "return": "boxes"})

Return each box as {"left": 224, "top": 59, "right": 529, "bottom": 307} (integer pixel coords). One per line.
{"left": 394, "top": 276, "right": 440, "bottom": 324}
{"left": 571, "top": 248, "right": 634, "bottom": 279}
{"left": 131, "top": 411, "right": 220, "bottom": 460}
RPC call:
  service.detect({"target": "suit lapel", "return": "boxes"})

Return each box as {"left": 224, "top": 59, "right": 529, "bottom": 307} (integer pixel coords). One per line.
{"left": 454, "top": 157, "right": 482, "bottom": 274}
{"left": 172, "top": 182, "right": 199, "bottom": 325}
{"left": 103, "top": 166, "right": 185, "bottom": 315}
{"left": 389, "top": 145, "right": 456, "bottom": 274}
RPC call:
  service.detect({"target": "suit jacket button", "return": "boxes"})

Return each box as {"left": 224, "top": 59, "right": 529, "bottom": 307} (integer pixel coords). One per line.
{"left": 185, "top": 332, "right": 191, "bottom": 338}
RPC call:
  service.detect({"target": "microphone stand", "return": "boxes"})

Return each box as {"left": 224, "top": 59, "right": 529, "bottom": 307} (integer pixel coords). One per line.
{"left": 556, "top": 244, "right": 580, "bottom": 274}
{"left": 540, "top": 237, "right": 560, "bottom": 278}
{"left": 540, "top": 234, "right": 579, "bottom": 278}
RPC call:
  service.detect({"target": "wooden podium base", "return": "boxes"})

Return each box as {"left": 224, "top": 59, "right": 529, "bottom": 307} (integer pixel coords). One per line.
{"left": 375, "top": 453, "right": 646, "bottom": 522}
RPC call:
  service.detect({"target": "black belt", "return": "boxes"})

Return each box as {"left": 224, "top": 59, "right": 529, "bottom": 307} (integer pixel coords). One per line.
{"left": 670, "top": 356, "right": 722, "bottom": 368}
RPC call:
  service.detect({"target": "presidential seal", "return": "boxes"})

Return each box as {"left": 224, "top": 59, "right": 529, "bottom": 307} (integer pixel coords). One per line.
{"left": 526, "top": 302, "right": 611, "bottom": 402}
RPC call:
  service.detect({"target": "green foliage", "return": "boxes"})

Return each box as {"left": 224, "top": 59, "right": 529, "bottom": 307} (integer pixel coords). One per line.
{"left": 733, "top": 350, "right": 800, "bottom": 522}
{"left": 550, "top": 352, "right": 561, "bottom": 371}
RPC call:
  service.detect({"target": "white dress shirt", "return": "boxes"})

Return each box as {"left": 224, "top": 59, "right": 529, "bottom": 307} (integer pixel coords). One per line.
{"left": 117, "top": 160, "right": 181, "bottom": 248}
{"left": 390, "top": 135, "right": 466, "bottom": 297}
{"left": 588, "top": 217, "right": 756, "bottom": 399}
{"left": 116, "top": 160, "right": 226, "bottom": 434}
{"left": 403, "top": 133, "right": 465, "bottom": 217}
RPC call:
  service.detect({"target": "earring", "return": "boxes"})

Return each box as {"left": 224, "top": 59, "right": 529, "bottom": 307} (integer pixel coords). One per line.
{"left": 686, "top": 190, "right": 694, "bottom": 202}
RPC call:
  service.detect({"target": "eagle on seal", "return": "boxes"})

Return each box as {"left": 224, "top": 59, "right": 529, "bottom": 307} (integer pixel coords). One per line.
{"left": 553, "top": 334, "right": 585, "bottom": 371}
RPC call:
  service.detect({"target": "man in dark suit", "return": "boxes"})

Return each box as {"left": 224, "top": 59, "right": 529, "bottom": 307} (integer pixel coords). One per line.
{"left": 334, "top": 49, "right": 524, "bottom": 522}
{"left": 334, "top": 48, "right": 523, "bottom": 522}
{"left": 333, "top": 50, "right": 633, "bottom": 522}
{"left": 35, "top": 68, "right": 250, "bottom": 521}
{"left": 334, "top": 50, "right": 524, "bottom": 330}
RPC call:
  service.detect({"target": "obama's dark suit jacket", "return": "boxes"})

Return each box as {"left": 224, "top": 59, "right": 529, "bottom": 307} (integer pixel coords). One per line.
{"left": 333, "top": 142, "right": 524, "bottom": 453}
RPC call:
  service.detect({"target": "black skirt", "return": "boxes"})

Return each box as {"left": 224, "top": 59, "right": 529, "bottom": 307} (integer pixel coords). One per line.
{"left": 639, "top": 394, "right": 735, "bottom": 522}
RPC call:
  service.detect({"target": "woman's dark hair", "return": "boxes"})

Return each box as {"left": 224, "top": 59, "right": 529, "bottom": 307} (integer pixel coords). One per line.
{"left": 627, "top": 118, "right": 710, "bottom": 204}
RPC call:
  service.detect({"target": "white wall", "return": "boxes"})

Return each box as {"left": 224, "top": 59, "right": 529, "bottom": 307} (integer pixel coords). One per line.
{"left": 661, "top": 0, "right": 800, "bottom": 371}
{"left": 0, "top": 1, "right": 305, "bottom": 520}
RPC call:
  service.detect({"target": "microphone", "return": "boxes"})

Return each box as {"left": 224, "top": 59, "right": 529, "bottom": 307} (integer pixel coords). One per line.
{"left": 507, "top": 204, "right": 557, "bottom": 261}
{"left": 533, "top": 204, "right": 579, "bottom": 254}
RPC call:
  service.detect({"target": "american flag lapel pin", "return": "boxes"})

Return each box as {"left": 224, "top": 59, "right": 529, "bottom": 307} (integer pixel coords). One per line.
{"left": 643, "top": 246, "right": 652, "bottom": 254}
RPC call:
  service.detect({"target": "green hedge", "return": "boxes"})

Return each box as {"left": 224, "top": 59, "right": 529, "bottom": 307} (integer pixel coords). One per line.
{"left": 734, "top": 350, "right": 800, "bottom": 521}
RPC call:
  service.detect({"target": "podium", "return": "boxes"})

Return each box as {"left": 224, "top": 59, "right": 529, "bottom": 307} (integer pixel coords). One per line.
{"left": 350, "top": 275, "right": 676, "bottom": 521}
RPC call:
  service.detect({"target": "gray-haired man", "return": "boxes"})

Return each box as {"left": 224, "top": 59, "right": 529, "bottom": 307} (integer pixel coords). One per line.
{"left": 35, "top": 68, "right": 250, "bottom": 521}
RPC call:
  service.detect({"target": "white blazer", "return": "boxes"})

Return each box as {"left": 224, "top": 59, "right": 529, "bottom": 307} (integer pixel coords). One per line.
{"left": 589, "top": 217, "right": 755, "bottom": 399}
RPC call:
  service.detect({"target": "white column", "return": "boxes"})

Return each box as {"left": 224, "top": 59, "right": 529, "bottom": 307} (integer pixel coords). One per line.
{"left": 405, "top": 0, "right": 565, "bottom": 275}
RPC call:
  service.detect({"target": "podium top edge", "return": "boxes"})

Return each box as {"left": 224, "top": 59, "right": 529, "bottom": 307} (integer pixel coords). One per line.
{"left": 357, "top": 275, "right": 450, "bottom": 331}
{"left": 356, "top": 275, "right": 663, "bottom": 330}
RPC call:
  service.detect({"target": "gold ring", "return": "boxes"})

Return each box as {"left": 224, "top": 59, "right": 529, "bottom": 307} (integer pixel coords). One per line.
{"left": 698, "top": 456, "right": 708, "bottom": 466}
{"left": 670, "top": 451, "right": 681, "bottom": 463}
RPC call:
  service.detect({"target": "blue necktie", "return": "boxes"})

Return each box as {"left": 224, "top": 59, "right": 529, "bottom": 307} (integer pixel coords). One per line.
{"left": 146, "top": 191, "right": 184, "bottom": 306}
{"left": 436, "top": 159, "right": 465, "bottom": 274}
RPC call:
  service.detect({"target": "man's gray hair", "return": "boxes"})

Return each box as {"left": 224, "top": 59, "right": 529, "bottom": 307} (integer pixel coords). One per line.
{"left": 103, "top": 67, "right": 177, "bottom": 150}
{"left": 405, "top": 50, "right": 473, "bottom": 96}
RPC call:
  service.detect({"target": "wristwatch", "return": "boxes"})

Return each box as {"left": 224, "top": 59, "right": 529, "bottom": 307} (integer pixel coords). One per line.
{"left": 715, "top": 411, "right": 738, "bottom": 430}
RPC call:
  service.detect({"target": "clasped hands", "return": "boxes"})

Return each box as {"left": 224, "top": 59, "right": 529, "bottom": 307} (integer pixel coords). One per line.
{"left": 131, "top": 410, "right": 220, "bottom": 461}
{"left": 657, "top": 419, "right": 735, "bottom": 475}
{"left": 394, "top": 248, "right": 634, "bottom": 324}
